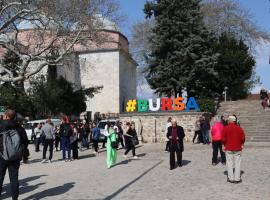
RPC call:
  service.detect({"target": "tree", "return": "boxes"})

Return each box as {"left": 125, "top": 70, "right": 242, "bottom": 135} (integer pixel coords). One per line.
{"left": 0, "top": 0, "right": 121, "bottom": 83}
{"left": 201, "top": 0, "right": 270, "bottom": 45}
{"left": 144, "top": 0, "right": 218, "bottom": 97}
{"left": 211, "top": 33, "right": 257, "bottom": 100}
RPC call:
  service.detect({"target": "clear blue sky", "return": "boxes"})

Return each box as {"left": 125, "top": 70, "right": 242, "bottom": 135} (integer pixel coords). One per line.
{"left": 117, "top": 0, "right": 270, "bottom": 93}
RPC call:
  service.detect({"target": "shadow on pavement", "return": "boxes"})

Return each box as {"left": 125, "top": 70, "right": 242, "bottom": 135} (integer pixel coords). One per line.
{"left": 23, "top": 182, "right": 75, "bottom": 200}
{"left": 1, "top": 175, "right": 47, "bottom": 200}
{"left": 104, "top": 160, "right": 163, "bottom": 200}
{"left": 79, "top": 154, "right": 96, "bottom": 160}
{"left": 182, "top": 160, "right": 191, "bottom": 166}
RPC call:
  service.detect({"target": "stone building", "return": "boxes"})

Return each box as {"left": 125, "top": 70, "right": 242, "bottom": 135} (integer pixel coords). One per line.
{"left": 1, "top": 23, "right": 137, "bottom": 118}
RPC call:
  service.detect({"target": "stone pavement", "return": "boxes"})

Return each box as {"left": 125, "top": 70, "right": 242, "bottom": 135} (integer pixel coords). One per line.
{"left": 2, "top": 143, "right": 270, "bottom": 200}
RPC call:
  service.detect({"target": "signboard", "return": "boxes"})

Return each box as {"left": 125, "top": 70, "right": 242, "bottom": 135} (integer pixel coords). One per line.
{"left": 126, "top": 97, "right": 200, "bottom": 113}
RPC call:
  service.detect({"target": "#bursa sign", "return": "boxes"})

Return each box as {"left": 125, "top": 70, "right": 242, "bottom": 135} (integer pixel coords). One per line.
{"left": 126, "top": 97, "right": 200, "bottom": 113}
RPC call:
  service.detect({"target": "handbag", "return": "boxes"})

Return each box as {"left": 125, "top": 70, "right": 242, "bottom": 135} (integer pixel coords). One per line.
{"left": 109, "top": 135, "right": 119, "bottom": 149}
{"left": 132, "top": 135, "right": 139, "bottom": 146}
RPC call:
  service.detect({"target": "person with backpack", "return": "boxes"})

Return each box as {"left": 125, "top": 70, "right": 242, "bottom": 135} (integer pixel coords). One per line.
{"left": 60, "top": 116, "right": 72, "bottom": 162}
{"left": 0, "top": 109, "right": 28, "bottom": 200}
{"left": 41, "top": 119, "right": 55, "bottom": 163}
{"left": 106, "top": 123, "right": 118, "bottom": 169}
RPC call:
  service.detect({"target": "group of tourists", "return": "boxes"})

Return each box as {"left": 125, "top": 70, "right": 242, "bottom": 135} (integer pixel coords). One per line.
{"left": 165, "top": 114, "right": 245, "bottom": 184}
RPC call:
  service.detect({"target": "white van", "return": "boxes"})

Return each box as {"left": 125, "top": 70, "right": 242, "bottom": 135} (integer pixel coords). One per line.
{"left": 97, "top": 119, "right": 119, "bottom": 142}
{"left": 25, "top": 119, "right": 61, "bottom": 142}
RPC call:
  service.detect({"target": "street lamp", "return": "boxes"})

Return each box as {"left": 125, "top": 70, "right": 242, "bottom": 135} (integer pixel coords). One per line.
{"left": 224, "top": 86, "right": 228, "bottom": 102}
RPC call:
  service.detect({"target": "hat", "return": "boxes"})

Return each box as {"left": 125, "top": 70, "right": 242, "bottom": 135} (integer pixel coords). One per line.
{"left": 228, "top": 116, "right": 236, "bottom": 122}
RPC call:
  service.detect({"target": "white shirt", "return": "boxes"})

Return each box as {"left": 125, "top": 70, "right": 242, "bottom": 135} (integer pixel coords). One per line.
{"left": 34, "top": 127, "right": 41, "bottom": 138}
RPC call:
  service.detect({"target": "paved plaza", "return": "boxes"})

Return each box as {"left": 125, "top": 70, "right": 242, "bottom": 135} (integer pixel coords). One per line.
{"left": 2, "top": 143, "right": 270, "bottom": 200}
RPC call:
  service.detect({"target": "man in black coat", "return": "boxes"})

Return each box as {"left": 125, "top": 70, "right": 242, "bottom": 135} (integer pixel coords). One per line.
{"left": 167, "top": 119, "right": 185, "bottom": 170}
{"left": 0, "top": 109, "right": 29, "bottom": 200}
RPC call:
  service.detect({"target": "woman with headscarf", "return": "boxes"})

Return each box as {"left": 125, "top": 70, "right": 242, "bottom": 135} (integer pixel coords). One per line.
{"left": 106, "top": 123, "right": 118, "bottom": 169}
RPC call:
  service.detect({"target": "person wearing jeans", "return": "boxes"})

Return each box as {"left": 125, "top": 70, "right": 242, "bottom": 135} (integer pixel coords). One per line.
{"left": 0, "top": 109, "right": 29, "bottom": 200}
{"left": 92, "top": 122, "right": 100, "bottom": 154}
{"left": 41, "top": 120, "right": 55, "bottom": 163}
{"left": 222, "top": 115, "right": 245, "bottom": 184}
{"left": 60, "top": 116, "right": 72, "bottom": 161}
{"left": 211, "top": 117, "right": 226, "bottom": 165}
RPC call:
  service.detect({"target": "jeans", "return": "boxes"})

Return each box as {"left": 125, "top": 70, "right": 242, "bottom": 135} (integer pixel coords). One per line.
{"left": 61, "top": 137, "right": 71, "bottom": 160}
{"left": 226, "top": 151, "right": 242, "bottom": 181}
{"left": 92, "top": 139, "right": 99, "bottom": 153}
{"left": 202, "top": 130, "right": 210, "bottom": 144}
{"left": 212, "top": 141, "right": 226, "bottom": 163}
{"left": 43, "top": 139, "right": 54, "bottom": 160}
{"left": 170, "top": 142, "right": 182, "bottom": 168}
{"left": 0, "top": 158, "right": 20, "bottom": 200}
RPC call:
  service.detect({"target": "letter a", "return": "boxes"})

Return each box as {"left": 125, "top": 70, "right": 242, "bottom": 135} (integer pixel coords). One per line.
{"left": 185, "top": 97, "right": 200, "bottom": 111}
{"left": 161, "top": 98, "right": 173, "bottom": 111}
{"left": 149, "top": 98, "right": 161, "bottom": 111}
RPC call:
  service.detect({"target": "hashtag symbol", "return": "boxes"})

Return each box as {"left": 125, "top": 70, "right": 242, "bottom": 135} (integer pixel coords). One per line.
{"left": 126, "top": 100, "right": 137, "bottom": 112}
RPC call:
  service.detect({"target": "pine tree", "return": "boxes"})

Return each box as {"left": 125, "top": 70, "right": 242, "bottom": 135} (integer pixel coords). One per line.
{"left": 144, "top": 0, "right": 218, "bottom": 97}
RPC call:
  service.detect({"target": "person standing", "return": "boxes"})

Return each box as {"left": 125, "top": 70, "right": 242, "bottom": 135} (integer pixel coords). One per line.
{"left": 41, "top": 119, "right": 55, "bottom": 163}
{"left": 34, "top": 123, "right": 42, "bottom": 152}
{"left": 117, "top": 121, "right": 125, "bottom": 149}
{"left": 211, "top": 117, "right": 226, "bottom": 166}
{"left": 201, "top": 117, "right": 210, "bottom": 144}
{"left": 167, "top": 119, "right": 185, "bottom": 170}
{"left": 123, "top": 122, "right": 138, "bottom": 159}
{"left": 164, "top": 117, "right": 172, "bottom": 152}
{"left": 106, "top": 124, "right": 118, "bottom": 168}
{"left": 0, "top": 109, "right": 28, "bottom": 200}
{"left": 222, "top": 115, "right": 245, "bottom": 183}
{"left": 92, "top": 122, "right": 100, "bottom": 154}
{"left": 54, "top": 125, "right": 61, "bottom": 151}
{"left": 193, "top": 117, "right": 202, "bottom": 144}
{"left": 60, "top": 116, "right": 72, "bottom": 162}
{"left": 70, "top": 123, "right": 79, "bottom": 160}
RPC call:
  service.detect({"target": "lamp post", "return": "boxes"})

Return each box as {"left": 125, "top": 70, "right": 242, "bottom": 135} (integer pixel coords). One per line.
{"left": 224, "top": 86, "right": 228, "bottom": 102}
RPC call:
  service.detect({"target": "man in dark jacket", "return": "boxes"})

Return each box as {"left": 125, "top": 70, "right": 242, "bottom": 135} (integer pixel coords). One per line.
{"left": 167, "top": 119, "right": 185, "bottom": 170}
{"left": 0, "top": 109, "right": 28, "bottom": 200}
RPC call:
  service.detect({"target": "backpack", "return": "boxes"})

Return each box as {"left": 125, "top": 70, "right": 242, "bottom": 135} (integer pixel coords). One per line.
{"left": 0, "top": 129, "right": 23, "bottom": 161}
{"left": 63, "top": 125, "right": 72, "bottom": 138}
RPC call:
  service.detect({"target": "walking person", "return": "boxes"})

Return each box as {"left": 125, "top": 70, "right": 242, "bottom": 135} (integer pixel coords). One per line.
{"left": 34, "top": 123, "right": 42, "bottom": 152}
{"left": 60, "top": 116, "right": 72, "bottom": 162}
{"left": 164, "top": 117, "right": 172, "bottom": 152}
{"left": 54, "top": 125, "right": 61, "bottom": 151}
{"left": 222, "top": 116, "right": 245, "bottom": 183}
{"left": 92, "top": 122, "right": 100, "bottom": 154}
{"left": 41, "top": 119, "right": 55, "bottom": 163}
{"left": 167, "top": 119, "right": 185, "bottom": 170}
{"left": 70, "top": 124, "right": 79, "bottom": 160}
{"left": 117, "top": 121, "right": 125, "bottom": 149}
{"left": 0, "top": 109, "right": 28, "bottom": 200}
{"left": 123, "top": 122, "right": 138, "bottom": 159}
{"left": 106, "top": 124, "right": 118, "bottom": 169}
{"left": 193, "top": 117, "right": 202, "bottom": 144}
{"left": 211, "top": 117, "right": 226, "bottom": 166}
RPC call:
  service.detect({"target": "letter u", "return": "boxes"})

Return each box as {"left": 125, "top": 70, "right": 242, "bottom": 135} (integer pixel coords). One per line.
{"left": 149, "top": 98, "right": 161, "bottom": 111}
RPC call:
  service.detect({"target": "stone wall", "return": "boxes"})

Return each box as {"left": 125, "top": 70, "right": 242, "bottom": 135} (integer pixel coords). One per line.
{"left": 120, "top": 112, "right": 204, "bottom": 143}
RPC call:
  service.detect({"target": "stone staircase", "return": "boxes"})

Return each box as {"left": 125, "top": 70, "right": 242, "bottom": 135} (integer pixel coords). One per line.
{"left": 217, "top": 100, "right": 270, "bottom": 142}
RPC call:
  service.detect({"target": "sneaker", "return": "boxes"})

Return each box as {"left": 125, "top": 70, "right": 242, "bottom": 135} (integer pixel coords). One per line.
{"left": 227, "top": 178, "right": 234, "bottom": 183}
{"left": 212, "top": 163, "right": 217, "bottom": 166}
{"left": 234, "top": 179, "right": 242, "bottom": 184}
{"left": 133, "top": 156, "right": 138, "bottom": 159}
{"left": 42, "top": 159, "right": 47, "bottom": 163}
{"left": 123, "top": 155, "right": 127, "bottom": 159}
{"left": 49, "top": 160, "right": 52, "bottom": 163}
{"left": 222, "top": 162, "right": 226, "bottom": 165}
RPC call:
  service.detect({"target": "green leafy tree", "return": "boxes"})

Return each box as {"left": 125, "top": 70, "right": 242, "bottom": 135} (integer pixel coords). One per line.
{"left": 211, "top": 33, "right": 257, "bottom": 100}
{"left": 144, "top": 0, "right": 218, "bottom": 97}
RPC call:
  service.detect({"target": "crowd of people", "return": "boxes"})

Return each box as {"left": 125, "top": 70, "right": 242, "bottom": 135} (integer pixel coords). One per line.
{"left": 0, "top": 109, "right": 140, "bottom": 200}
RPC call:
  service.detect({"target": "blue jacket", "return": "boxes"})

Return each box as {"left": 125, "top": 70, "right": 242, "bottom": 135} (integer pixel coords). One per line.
{"left": 92, "top": 127, "right": 100, "bottom": 140}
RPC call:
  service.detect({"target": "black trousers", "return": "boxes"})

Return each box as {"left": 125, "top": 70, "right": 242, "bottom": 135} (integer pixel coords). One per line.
{"left": 71, "top": 140, "right": 79, "bottom": 159}
{"left": 0, "top": 158, "right": 20, "bottom": 200}
{"left": 55, "top": 136, "right": 61, "bottom": 150}
{"left": 192, "top": 130, "right": 201, "bottom": 143}
{"left": 102, "top": 137, "right": 107, "bottom": 148}
{"left": 170, "top": 143, "right": 182, "bottom": 168}
{"left": 165, "top": 141, "right": 170, "bottom": 151}
{"left": 212, "top": 141, "right": 226, "bottom": 163}
{"left": 92, "top": 139, "right": 99, "bottom": 153}
{"left": 43, "top": 139, "right": 54, "bottom": 160}
{"left": 119, "top": 136, "right": 125, "bottom": 148}
{"left": 124, "top": 141, "right": 136, "bottom": 156}
{"left": 35, "top": 137, "right": 41, "bottom": 152}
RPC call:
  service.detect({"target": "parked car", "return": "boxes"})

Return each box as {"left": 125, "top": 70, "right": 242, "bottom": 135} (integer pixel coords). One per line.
{"left": 97, "top": 119, "right": 119, "bottom": 142}
{"left": 25, "top": 119, "right": 62, "bottom": 142}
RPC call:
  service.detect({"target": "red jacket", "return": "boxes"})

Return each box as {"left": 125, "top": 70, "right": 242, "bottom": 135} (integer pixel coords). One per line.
{"left": 222, "top": 123, "right": 245, "bottom": 151}
{"left": 211, "top": 122, "right": 224, "bottom": 141}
